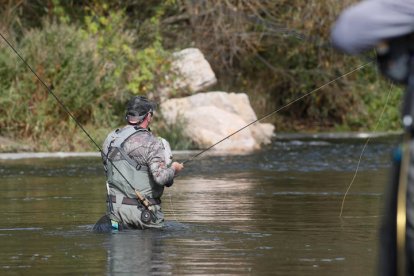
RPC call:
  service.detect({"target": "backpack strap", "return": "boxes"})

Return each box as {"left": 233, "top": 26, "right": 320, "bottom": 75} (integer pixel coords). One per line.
{"left": 109, "top": 126, "right": 149, "bottom": 171}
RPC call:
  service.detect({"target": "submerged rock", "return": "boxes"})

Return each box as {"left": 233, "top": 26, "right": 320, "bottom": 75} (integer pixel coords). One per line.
{"left": 160, "top": 92, "right": 274, "bottom": 152}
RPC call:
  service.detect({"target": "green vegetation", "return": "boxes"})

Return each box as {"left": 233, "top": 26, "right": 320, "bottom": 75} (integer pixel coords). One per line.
{"left": 0, "top": 2, "right": 182, "bottom": 151}
{"left": 0, "top": 0, "right": 403, "bottom": 152}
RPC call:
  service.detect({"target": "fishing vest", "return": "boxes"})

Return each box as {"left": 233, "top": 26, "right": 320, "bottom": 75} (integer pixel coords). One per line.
{"left": 103, "top": 126, "right": 157, "bottom": 199}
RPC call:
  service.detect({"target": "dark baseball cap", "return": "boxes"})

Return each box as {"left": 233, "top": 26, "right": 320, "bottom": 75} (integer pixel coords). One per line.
{"left": 125, "top": 96, "right": 156, "bottom": 118}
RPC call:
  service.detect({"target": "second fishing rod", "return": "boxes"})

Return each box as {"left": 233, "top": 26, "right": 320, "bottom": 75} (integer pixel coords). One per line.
{"left": 182, "top": 62, "right": 372, "bottom": 165}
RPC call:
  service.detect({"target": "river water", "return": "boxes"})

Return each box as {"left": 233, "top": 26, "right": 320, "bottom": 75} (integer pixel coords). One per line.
{"left": 0, "top": 135, "right": 399, "bottom": 275}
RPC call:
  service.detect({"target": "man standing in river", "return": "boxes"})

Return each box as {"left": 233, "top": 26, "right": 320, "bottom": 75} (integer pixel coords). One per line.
{"left": 101, "top": 96, "right": 184, "bottom": 229}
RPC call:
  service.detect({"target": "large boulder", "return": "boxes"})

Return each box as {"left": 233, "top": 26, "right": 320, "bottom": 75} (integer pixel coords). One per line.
{"left": 172, "top": 48, "right": 217, "bottom": 92}
{"left": 158, "top": 48, "right": 217, "bottom": 99}
{"left": 160, "top": 92, "right": 274, "bottom": 152}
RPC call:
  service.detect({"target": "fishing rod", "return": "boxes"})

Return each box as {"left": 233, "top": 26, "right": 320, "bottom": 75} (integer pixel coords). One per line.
{"left": 182, "top": 61, "right": 373, "bottom": 165}
{"left": 0, "top": 32, "right": 158, "bottom": 222}
{"left": 0, "top": 31, "right": 372, "bottom": 169}
{"left": 179, "top": 10, "right": 376, "bottom": 165}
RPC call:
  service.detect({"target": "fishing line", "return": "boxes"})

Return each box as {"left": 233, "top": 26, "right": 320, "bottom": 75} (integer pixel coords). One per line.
{"left": 1, "top": 29, "right": 372, "bottom": 167}
{"left": 339, "top": 81, "right": 394, "bottom": 218}
{"left": 183, "top": 61, "right": 373, "bottom": 164}
{"left": 0, "top": 29, "right": 374, "bottom": 222}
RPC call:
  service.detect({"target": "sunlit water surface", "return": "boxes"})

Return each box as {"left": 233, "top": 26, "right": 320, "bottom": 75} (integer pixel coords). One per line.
{"left": 0, "top": 136, "right": 399, "bottom": 275}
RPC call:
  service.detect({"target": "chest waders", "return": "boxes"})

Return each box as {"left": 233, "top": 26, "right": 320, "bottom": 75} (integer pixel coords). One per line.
{"left": 103, "top": 126, "right": 158, "bottom": 226}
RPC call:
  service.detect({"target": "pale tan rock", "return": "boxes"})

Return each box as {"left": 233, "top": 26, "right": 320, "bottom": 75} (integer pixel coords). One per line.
{"left": 172, "top": 48, "right": 217, "bottom": 92}
{"left": 160, "top": 92, "right": 274, "bottom": 152}
{"left": 158, "top": 48, "right": 217, "bottom": 99}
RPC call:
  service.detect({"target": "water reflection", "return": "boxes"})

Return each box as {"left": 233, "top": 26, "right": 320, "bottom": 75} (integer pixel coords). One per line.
{"left": 0, "top": 136, "right": 399, "bottom": 275}
{"left": 108, "top": 231, "right": 165, "bottom": 274}
{"left": 165, "top": 177, "right": 258, "bottom": 222}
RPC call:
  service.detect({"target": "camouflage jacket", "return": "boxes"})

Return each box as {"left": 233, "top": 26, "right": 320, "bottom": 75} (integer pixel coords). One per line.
{"left": 102, "top": 125, "right": 175, "bottom": 199}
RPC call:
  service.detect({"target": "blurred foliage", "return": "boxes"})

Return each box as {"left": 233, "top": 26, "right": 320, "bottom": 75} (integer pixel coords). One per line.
{"left": 164, "top": 0, "right": 400, "bottom": 132}
{"left": 0, "top": 21, "right": 117, "bottom": 151}
{"left": 0, "top": 0, "right": 404, "bottom": 152}
{"left": 0, "top": 1, "right": 176, "bottom": 151}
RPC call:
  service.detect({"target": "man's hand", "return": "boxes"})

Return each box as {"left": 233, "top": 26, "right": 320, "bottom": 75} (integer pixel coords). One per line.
{"left": 171, "top": 162, "right": 184, "bottom": 175}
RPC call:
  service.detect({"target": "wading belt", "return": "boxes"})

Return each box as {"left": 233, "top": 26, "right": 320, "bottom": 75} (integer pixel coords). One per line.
{"left": 108, "top": 195, "right": 161, "bottom": 206}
